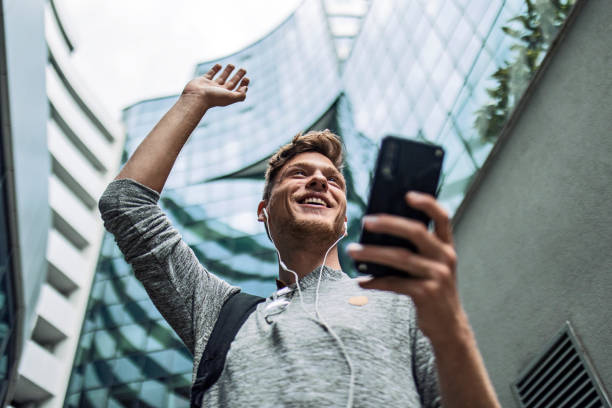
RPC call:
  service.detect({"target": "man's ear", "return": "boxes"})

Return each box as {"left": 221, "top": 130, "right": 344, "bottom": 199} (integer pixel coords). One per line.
{"left": 257, "top": 200, "right": 267, "bottom": 222}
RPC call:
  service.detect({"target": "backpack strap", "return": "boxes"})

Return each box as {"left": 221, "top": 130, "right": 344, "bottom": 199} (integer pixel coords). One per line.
{"left": 190, "top": 291, "right": 265, "bottom": 407}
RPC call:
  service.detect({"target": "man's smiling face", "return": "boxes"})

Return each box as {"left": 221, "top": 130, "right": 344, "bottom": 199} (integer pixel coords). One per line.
{"left": 261, "top": 151, "right": 347, "bottom": 243}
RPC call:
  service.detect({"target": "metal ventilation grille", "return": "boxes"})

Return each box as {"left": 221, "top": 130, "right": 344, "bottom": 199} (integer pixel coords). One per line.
{"left": 512, "top": 322, "right": 611, "bottom": 408}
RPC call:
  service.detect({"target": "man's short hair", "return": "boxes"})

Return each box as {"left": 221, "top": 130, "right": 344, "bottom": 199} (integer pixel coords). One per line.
{"left": 263, "top": 129, "right": 344, "bottom": 200}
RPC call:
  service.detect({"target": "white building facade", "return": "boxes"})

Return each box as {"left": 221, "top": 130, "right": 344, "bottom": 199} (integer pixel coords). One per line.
{"left": 9, "top": 1, "right": 124, "bottom": 406}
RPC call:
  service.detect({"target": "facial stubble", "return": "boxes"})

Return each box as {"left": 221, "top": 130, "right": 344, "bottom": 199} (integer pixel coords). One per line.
{"left": 272, "top": 201, "right": 345, "bottom": 252}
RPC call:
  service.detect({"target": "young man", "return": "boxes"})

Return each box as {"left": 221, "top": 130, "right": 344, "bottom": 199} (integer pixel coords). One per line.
{"left": 100, "top": 64, "right": 500, "bottom": 407}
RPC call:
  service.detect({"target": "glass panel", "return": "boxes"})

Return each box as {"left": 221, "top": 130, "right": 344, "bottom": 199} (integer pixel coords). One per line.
{"left": 116, "top": 324, "right": 147, "bottom": 354}
{"left": 143, "top": 349, "right": 175, "bottom": 379}
{"left": 111, "top": 356, "right": 144, "bottom": 384}
{"left": 436, "top": 0, "right": 462, "bottom": 39}
{"left": 84, "top": 361, "right": 113, "bottom": 389}
{"left": 146, "top": 321, "right": 182, "bottom": 352}
{"left": 81, "top": 388, "right": 109, "bottom": 408}
{"left": 92, "top": 330, "right": 117, "bottom": 359}
{"left": 139, "top": 379, "right": 169, "bottom": 407}
{"left": 64, "top": 393, "right": 82, "bottom": 408}
{"left": 108, "top": 382, "right": 142, "bottom": 408}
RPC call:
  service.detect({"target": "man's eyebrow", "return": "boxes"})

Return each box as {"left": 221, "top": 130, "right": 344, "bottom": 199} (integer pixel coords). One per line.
{"left": 284, "top": 162, "right": 345, "bottom": 185}
{"left": 286, "top": 162, "right": 343, "bottom": 176}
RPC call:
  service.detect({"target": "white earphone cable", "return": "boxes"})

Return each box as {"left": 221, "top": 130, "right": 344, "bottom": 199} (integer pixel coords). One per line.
{"left": 263, "top": 208, "right": 309, "bottom": 315}
{"left": 263, "top": 208, "right": 354, "bottom": 408}
{"left": 314, "top": 232, "right": 355, "bottom": 408}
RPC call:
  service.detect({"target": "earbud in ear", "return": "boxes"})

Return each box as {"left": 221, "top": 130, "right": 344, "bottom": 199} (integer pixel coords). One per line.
{"left": 344, "top": 220, "right": 348, "bottom": 236}
{"left": 263, "top": 207, "right": 269, "bottom": 219}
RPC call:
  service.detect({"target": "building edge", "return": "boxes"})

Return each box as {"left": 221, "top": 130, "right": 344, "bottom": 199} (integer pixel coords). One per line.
{"left": 0, "top": 4, "right": 24, "bottom": 404}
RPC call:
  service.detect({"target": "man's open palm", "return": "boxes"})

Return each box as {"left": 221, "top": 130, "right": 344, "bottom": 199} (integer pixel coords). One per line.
{"left": 183, "top": 64, "right": 249, "bottom": 108}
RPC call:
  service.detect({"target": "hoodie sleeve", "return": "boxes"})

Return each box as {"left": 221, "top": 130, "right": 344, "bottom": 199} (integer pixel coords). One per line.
{"left": 98, "top": 178, "right": 239, "bottom": 358}
{"left": 411, "top": 325, "right": 442, "bottom": 407}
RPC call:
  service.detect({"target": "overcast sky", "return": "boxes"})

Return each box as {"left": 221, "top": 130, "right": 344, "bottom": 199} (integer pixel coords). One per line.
{"left": 56, "top": 0, "right": 302, "bottom": 121}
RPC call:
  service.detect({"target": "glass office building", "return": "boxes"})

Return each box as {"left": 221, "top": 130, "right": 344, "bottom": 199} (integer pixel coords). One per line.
{"left": 65, "top": 0, "right": 577, "bottom": 406}
{"left": 0, "top": 125, "right": 17, "bottom": 406}
{"left": 343, "top": 0, "right": 576, "bottom": 211}
{"left": 1, "top": 0, "right": 50, "bottom": 405}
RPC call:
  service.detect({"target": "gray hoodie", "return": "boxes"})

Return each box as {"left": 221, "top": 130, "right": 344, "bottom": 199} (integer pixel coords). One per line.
{"left": 99, "top": 178, "right": 441, "bottom": 407}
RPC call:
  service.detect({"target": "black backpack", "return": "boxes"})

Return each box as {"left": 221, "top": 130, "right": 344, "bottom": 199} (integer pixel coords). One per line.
{"left": 190, "top": 292, "right": 265, "bottom": 407}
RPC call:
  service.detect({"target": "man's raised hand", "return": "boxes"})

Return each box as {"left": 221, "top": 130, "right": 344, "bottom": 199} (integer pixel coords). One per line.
{"left": 116, "top": 63, "right": 249, "bottom": 192}
{"left": 182, "top": 64, "right": 250, "bottom": 108}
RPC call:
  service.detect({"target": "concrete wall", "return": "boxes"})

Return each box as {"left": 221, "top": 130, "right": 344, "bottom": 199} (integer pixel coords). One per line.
{"left": 453, "top": 0, "right": 612, "bottom": 405}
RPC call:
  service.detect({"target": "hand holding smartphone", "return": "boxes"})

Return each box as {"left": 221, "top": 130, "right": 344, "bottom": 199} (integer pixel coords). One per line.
{"left": 355, "top": 135, "right": 445, "bottom": 277}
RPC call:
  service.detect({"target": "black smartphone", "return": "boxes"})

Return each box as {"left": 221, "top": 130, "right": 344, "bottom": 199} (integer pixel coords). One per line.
{"left": 355, "top": 135, "right": 445, "bottom": 277}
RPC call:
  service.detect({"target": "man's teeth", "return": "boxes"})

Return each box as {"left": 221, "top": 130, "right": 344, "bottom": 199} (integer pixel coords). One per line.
{"left": 303, "top": 197, "right": 326, "bottom": 206}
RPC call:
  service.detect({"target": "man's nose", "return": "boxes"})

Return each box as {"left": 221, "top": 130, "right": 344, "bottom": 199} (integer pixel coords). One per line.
{"left": 307, "top": 172, "right": 327, "bottom": 190}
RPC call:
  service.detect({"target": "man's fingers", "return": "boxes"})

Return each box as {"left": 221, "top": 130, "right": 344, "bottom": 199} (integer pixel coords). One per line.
{"left": 225, "top": 68, "right": 247, "bottom": 90}
{"left": 236, "top": 77, "right": 249, "bottom": 93}
{"left": 357, "top": 275, "right": 432, "bottom": 299}
{"left": 346, "top": 243, "right": 447, "bottom": 279}
{"left": 406, "top": 192, "right": 453, "bottom": 245}
{"left": 362, "top": 214, "right": 449, "bottom": 261}
{"left": 233, "top": 78, "right": 250, "bottom": 102}
{"left": 203, "top": 64, "right": 222, "bottom": 80}
{"left": 215, "top": 64, "right": 235, "bottom": 85}
{"left": 233, "top": 90, "right": 247, "bottom": 102}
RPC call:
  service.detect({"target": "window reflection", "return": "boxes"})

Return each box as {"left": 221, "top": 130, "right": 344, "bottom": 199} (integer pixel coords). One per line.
{"left": 92, "top": 331, "right": 116, "bottom": 360}
{"left": 112, "top": 356, "right": 144, "bottom": 384}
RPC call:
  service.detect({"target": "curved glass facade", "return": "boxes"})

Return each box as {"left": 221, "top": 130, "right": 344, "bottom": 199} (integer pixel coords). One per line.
{"left": 343, "top": 0, "right": 576, "bottom": 212}
{"left": 66, "top": 0, "right": 577, "bottom": 406}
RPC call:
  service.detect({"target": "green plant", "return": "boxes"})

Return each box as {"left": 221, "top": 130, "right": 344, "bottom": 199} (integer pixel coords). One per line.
{"left": 475, "top": 0, "right": 576, "bottom": 143}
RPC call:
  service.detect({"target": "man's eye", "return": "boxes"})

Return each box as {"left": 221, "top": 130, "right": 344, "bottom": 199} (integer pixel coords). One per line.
{"left": 293, "top": 170, "right": 306, "bottom": 176}
{"left": 329, "top": 176, "right": 342, "bottom": 184}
